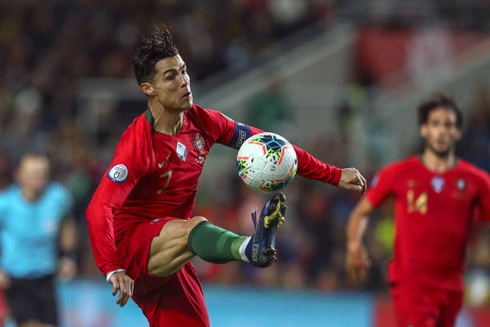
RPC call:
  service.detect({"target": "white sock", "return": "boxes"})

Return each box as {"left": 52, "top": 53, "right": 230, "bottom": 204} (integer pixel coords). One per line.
{"left": 239, "top": 237, "right": 251, "bottom": 262}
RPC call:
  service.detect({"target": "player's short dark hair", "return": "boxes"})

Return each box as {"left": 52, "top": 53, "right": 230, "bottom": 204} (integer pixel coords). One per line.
{"left": 418, "top": 93, "right": 463, "bottom": 128}
{"left": 133, "top": 24, "right": 179, "bottom": 85}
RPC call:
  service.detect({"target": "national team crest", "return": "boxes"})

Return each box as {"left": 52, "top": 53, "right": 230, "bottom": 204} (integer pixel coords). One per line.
{"left": 431, "top": 176, "right": 445, "bottom": 193}
{"left": 456, "top": 178, "right": 466, "bottom": 191}
{"left": 192, "top": 133, "right": 207, "bottom": 164}
{"left": 176, "top": 142, "right": 187, "bottom": 161}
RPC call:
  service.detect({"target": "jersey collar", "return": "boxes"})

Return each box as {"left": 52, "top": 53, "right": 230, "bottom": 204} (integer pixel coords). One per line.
{"left": 418, "top": 154, "right": 459, "bottom": 174}
{"left": 145, "top": 105, "right": 154, "bottom": 126}
{"left": 145, "top": 104, "right": 187, "bottom": 135}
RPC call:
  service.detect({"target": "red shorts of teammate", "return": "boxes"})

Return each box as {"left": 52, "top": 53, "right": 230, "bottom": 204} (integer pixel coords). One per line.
{"left": 114, "top": 217, "right": 210, "bottom": 327}
{"left": 390, "top": 282, "right": 462, "bottom": 327}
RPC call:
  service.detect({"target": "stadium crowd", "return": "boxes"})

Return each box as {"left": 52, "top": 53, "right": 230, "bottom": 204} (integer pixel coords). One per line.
{"left": 1, "top": 0, "right": 490, "bottom": 304}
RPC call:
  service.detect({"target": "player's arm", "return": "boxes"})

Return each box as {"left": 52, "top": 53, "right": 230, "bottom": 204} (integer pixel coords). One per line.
{"left": 345, "top": 165, "right": 395, "bottom": 282}
{"left": 86, "top": 166, "right": 138, "bottom": 308}
{"left": 346, "top": 197, "right": 374, "bottom": 281}
{"left": 86, "top": 131, "right": 146, "bottom": 307}
{"left": 478, "top": 172, "right": 490, "bottom": 221}
{"left": 204, "top": 109, "right": 366, "bottom": 192}
{"left": 58, "top": 215, "right": 77, "bottom": 280}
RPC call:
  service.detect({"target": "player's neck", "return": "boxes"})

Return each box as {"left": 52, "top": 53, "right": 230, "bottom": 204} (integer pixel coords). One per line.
{"left": 421, "top": 149, "right": 456, "bottom": 173}
{"left": 21, "top": 188, "right": 41, "bottom": 202}
{"left": 148, "top": 101, "right": 184, "bottom": 135}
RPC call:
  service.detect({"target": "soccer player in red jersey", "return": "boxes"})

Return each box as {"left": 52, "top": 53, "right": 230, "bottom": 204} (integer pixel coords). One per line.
{"left": 346, "top": 93, "right": 490, "bottom": 327}
{"left": 86, "top": 25, "right": 367, "bottom": 327}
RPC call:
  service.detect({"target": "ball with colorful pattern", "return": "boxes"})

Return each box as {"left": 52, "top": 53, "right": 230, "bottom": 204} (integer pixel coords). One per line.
{"left": 237, "top": 132, "right": 298, "bottom": 193}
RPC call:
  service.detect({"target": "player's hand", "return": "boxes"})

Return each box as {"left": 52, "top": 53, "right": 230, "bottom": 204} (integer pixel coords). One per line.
{"left": 346, "top": 242, "right": 370, "bottom": 281}
{"left": 58, "top": 256, "right": 77, "bottom": 280}
{"left": 0, "top": 270, "right": 10, "bottom": 289}
{"left": 109, "top": 271, "right": 134, "bottom": 307}
{"left": 338, "top": 168, "right": 367, "bottom": 194}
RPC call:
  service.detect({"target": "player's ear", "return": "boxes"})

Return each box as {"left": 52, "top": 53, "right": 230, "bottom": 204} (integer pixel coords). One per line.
{"left": 455, "top": 128, "right": 462, "bottom": 141}
{"left": 420, "top": 124, "right": 428, "bottom": 138}
{"left": 141, "top": 82, "right": 154, "bottom": 96}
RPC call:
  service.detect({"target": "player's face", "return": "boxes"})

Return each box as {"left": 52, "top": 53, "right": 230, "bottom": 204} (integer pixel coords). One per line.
{"left": 420, "top": 107, "right": 461, "bottom": 157}
{"left": 16, "top": 156, "right": 50, "bottom": 194}
{"left": 143, "top": 55, "right": 193, "bottom": 112}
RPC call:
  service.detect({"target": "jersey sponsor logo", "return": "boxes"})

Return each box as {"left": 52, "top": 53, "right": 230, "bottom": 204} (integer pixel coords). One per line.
{"left": 431, "top": 176, "right": 445, "bottom": 193}
{"left": 456, "top": 178, "right": 466, "bottom": 191}
{"left": 192, "top": 133, "right": 207, "bottom": 164}
{"left": 108, "top": 164, "right": 128, "bottom": 182}
{"left": 176, "top": 142, "right": 188, "bottom": 161}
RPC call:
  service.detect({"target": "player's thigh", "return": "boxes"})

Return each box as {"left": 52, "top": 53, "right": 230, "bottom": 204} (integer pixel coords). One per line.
{"left": 441, "top": 291, "right": 462, "bottom": 327}
{"left": 390, "top": 283, "right": 439, "bottom": 327}
{"left": 148, "top": 216, "right": 207, "bottom": 277}
{"left": 390, "top": 283, "right": 410, "bottom": 327}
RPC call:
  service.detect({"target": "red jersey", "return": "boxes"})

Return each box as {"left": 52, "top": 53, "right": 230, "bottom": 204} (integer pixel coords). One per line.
{"left": 366, "top": 156, "right": 490, "bottom": 290}
{"left": 86, "top": 104, "right": 342, "bottom": 276}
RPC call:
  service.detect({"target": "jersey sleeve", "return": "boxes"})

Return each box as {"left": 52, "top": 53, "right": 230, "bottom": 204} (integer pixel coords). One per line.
{"left": 366, "top": 165, "right": 397, "bottom": 207}
{"left": 477, "top": 172, "right": 490, "bottom": 221}
{"left": 197, "top": 107, "right": 342, "bottom": 185}
{"left": 86, "top": 125, "right": 149, "bottom": 276}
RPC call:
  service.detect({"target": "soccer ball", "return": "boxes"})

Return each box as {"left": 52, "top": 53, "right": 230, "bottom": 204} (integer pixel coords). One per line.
{"left": 237, "top": 132, "right": 298, "bottom": 193}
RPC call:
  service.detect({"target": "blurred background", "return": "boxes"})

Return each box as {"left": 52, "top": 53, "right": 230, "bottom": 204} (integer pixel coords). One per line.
{"left": 2, "top": 0, "right": 490, "bottom": 326}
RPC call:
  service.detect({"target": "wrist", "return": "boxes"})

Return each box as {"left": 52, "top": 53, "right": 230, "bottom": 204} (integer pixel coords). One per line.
{"left": 60, "top": 249, "right": 77, "bottom": 262}
{"left": 106, "top": 269, "right": 125, "bottom": 282}
{"left": 331, "top": 167, "right": 342, "bottom": 186}
{"left": 347, "top": 240, "right": 362, "bottom": 252}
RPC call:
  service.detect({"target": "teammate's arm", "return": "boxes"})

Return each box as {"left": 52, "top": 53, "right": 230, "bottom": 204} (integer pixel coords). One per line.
{"left": 478, "top": 172, "right": 490, "bottom": 221}
{"left": 346, "top": 197, "right": 374, "bottom": 281}
{"left": 345, "top": 164, "right": 396, "bottom": 281}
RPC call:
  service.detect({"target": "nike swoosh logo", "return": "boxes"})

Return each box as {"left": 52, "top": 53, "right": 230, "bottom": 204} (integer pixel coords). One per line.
{"left": 158, "top": 154, "right": 171, "bottom": 169}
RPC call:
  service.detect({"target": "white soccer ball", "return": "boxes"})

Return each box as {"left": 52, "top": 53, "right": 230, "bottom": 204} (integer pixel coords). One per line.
{"left": 237, "top": 132, "right": 298, "bottom": 193}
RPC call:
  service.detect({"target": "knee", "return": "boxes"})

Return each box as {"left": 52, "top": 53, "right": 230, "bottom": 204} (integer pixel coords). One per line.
{"left": 186, "top": 216, "right": 208, "bottom": 239}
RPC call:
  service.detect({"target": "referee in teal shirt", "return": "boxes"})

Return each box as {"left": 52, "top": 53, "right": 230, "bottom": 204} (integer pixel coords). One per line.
{"left": 0, "top": 153, "right": 77, "bottom": 327}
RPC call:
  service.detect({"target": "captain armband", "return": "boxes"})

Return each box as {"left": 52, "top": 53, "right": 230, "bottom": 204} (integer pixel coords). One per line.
{"left": 227, "top": 122, "right": 252, "bottom": 150}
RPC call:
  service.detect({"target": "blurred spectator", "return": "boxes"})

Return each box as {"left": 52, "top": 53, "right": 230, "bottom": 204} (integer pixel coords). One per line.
{"left": 246, "top": 72, "right": 293, "bottom": 133}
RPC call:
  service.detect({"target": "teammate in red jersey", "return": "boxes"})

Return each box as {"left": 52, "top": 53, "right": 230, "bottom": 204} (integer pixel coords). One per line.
{"left": 86, "top": 25, "right": 367, "bottom": 326}
{"left": 346, "top": 93, "right": 490, "bottom": 327}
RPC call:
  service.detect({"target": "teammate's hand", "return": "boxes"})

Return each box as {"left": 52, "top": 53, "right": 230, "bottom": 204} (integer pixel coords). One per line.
{"left": 109, "top": 271, "right": 134, "bottom": 307}
{"left": 346, "top": 242, "right": 370, "bottom": 281}
{"left": 338, "top": 168, "right": 367, "bottom": 194}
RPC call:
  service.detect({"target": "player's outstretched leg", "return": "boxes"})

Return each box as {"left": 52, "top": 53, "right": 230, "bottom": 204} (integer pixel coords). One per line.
{"left": 245, "top": 192, "right": 287, "bottom": 267}
{"left": 187, "top": 192, "right": 287, "bottom": 267}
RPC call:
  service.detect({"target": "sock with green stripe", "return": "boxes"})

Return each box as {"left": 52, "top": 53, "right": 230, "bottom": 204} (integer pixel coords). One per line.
{"left": 188, "top": 221, "right": 251, "bottom": 264}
